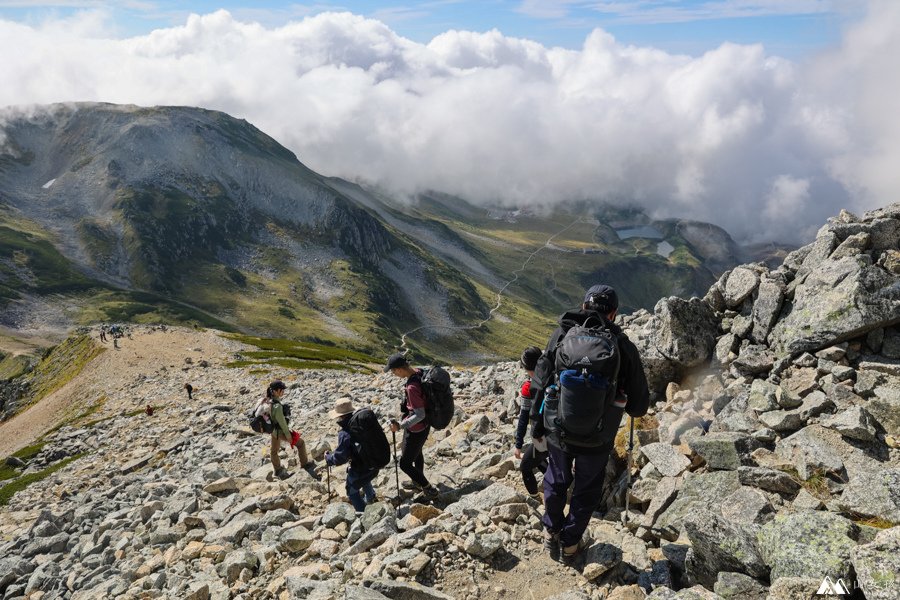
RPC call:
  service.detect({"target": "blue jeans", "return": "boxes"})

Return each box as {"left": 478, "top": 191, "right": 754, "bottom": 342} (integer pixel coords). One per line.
{"left": 346, "top": 465, "right": 378, "bottom": 511}
{"left": 541, "top": 443, "right": 610, "bottom": 547}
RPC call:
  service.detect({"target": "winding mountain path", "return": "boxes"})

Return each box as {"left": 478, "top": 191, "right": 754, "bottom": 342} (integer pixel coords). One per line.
{"left": 399, "top": 217, "right": 585, "bottom": 353}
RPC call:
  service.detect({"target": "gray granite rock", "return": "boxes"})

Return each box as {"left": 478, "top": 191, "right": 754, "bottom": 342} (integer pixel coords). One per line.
{"left": 732, "top": 345, "right": 775, "bottom": 376}
{"left": 752, "top": 277, "right": 785, "bottom": 344}
{"left": 851, "top": 526, "right": 900, "bottom": 600}
{"left": 366, "top": 579, "right": 456, "bottom": 600}
{"left": 837, "top": 468, "right": 900, "bottom": 523}
{"left": 651, "top": 297, "right": 719, "bottom": 369}
{"left": 218, "top": 549, "right": 256, "bottom": 584}
{"left": 757, "top": 511, "right": 859, "bottom": 581}
{"left": 684, "top": 510, "right": 768, "bottom": 588}
{"left": 769, "top": 256, "right": 900, "bottom": 356}
{"left": 791, "top": 488, "right": 824, "bottom": 511}
{"left": 445, "top": 483, "right": 522, "bottom": 517}
{"left": 344, "top": 516, "right": 398, "bottom": 556}
{"left": 463, "top": 532, "right": 503, "bottom": 559}
{"left": 278, "top": 527, "right": 315, "bottom": 554}
{"left": 688, "top": 432, "right": 760, "bottom": 470}
{"left": 285, "top": 577, "right": 336, "bottom": 600}
{"left": 721, "top": 487, "right": 774, "bottom": 525}
{"left": 582, "top": 542, "right": 622, "bottom": 582}
{"left": 822, "top": 406, "right": 878, "bottom": 442}
{"left": 656, "top": 471, "right": 741, "bottom": 535}
{"left": 725, "top": 267, "right": 760, "bottom": 308}
{"left": 640, "top": 443, "right": 690, "bottom": 478}
{"left": 748, "top": 379, "right": 779, "bottom": 412}
{"left": 713, "top": 572, "right": 768, "bottom": 600}
{"left": 345, "top": 585, "right": 392, "bottom": 600}
{"left": 322, "top": 502, "right": 357, "bottom": 528}
{"left": 737, "top": 467, "right": 801, "bottom": 495}
{"left": 641, "top": 476, "right": 679, "bottom": 528}
{"left": 775, "top": 426, "right": 845, "bottom": 480}
{"left": 765, "top": 577, "right": 820, "bottom": 600}
{"left": 867, "top": 385, "right": 900, "bottom": 436}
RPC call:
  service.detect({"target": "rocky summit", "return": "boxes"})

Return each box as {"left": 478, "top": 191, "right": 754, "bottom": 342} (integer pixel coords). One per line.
{"left": 1, "top": 203, "right": 899, "bottom": 600}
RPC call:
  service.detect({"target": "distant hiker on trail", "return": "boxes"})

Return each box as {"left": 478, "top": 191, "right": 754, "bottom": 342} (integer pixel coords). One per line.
{"left": 386, "top": 353, "right": 440, "bottom": 500}
{"left": 99, "top": 326, "right": 107, "bottom": 343}
{"left": 325, "top": 397, "right": 390, "bottom": 512}
{"left": 184, "top": 383, "right": 193, "bottom": 400}
{"left": 513, "top": 346, "right": 548, "bottom": 499}
{"left": 530, "top": 284, "right": 649, "bottom": 565}
{"left": 263, "top": 380, "right": 319, "bottom": 481}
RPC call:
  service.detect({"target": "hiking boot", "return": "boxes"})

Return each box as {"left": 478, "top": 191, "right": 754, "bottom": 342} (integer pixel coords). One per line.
{"left": 543, "top": 529, "right": 560, "bottom": 561}
{"left": 560, "top": 539, "right": 586, "bottom": 567}
{"left": 365, "top": 495, "right": 379, "bottom": 506}
{"left": 275, "top": 468, "right": 291, "bottom": 480}
{"left": 423, "top": 485, "right": 440, "bottom": 500}
{"left": 302, "top": 462, "right": 321, "bottom": 481}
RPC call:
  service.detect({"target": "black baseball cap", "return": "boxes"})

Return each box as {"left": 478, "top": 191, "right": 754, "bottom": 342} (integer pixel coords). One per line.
{"left": 384, "top": 353, "right": 410, "bottom": 372}
{"left": 520, "top": 346, "right": 542, "bottom": 370}
{"left": 583, "top": 284, "right": 618, "bottom": 313}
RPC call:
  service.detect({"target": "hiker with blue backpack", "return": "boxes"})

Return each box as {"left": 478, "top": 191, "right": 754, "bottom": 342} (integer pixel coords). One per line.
{"left": 529, "top": 284, "right": 649, "bottom": 566}
{"left": 324, "top": 397, "right": 391, "bottom": 511}
{"left": 386, "top": 353, "right": 444, "bottom": 500}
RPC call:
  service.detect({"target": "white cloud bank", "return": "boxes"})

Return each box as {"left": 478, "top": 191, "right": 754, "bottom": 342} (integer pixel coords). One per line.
{"left": 1, "top": 1, "right": 899, "bottom": 243}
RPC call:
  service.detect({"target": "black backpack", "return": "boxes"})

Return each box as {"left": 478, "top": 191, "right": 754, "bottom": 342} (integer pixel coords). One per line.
{"left": 248, "top": 413, "right": 274, "bottom": 434}
{"left": 420, "top": 366, "right": 454, "bottom": 430}
{"left": 347, "top": 408, "right": 391, "bottom": 470}
{"left": 544, "top": 317, "right": 620, "bottom": 447}
{"left": 247, "top": 400, "right": 274, "bottom": 434}
{"left": 247, "top": 400, "right": 290, "bottom": 434}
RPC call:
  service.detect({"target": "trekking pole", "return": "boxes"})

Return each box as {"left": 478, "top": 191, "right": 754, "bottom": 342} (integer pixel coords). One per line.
{"left": 623, "top": 416, "right": 635, "bottom": 527}
{"left": 326, "top": 463, "right": 333, "bottom": 500}
{"left": 392, "top": 429, "right": 401, "bottom": 510}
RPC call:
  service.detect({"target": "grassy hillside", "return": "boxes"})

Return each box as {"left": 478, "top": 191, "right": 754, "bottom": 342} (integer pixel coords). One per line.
{"left": 0, "top": 207, "right": 235, "bottom": 331}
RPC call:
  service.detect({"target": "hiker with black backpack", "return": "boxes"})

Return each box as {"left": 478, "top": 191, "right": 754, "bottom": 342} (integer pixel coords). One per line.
{"left": 385, "top": 353, "right": 441, "bottom": 500}
{"left": 529, "top": 284, "right": 649, "bottom": 566}
{"left": 263, "top": 380, "right": 319, "bottom": 481}
{"left": 324, "top": 397, "right": 390, "bottom": 512}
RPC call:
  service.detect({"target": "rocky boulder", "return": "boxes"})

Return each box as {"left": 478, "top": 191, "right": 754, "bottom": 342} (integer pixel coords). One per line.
{"left": 757, "top": 512, "right": 859, "bottom": 581}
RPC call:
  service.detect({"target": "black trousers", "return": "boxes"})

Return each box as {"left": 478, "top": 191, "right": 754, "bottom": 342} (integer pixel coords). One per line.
{"left": 400, "top": 427, "right": 431, "bottom": 488}
{"left": 520, "top": 443, "right": 549, "bottom": 495}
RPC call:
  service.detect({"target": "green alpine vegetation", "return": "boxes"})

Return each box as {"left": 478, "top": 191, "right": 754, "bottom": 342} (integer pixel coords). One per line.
{"left": 0, "top": 103, "right": 753, "bottom": 364}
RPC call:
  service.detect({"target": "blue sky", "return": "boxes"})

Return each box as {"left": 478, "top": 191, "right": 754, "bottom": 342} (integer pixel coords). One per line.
{"left": 0, "top": 1, "right": 866, "bottom": 58}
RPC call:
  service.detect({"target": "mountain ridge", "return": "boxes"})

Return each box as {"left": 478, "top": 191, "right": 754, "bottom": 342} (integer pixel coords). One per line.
{"left": 1, "top": 102, "right": 761, "bottom": 363}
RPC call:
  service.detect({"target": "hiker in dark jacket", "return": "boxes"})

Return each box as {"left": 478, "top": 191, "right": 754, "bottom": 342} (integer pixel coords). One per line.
{"left": 529, "top": 284, "right": 649, "bottom": 565}
{"left": 514, "top": 346, "right": 548, "bottom": 497}
{"left": 386, "top": 353, "right": 440, "bottom": 499}
{"left": 325, "top": 397, "right": 380, "bottom": 511}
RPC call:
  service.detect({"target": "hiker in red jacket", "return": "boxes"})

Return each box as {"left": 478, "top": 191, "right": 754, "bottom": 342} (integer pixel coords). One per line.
{"left": 386, "top": 353, "right": 440, "bottom": 499}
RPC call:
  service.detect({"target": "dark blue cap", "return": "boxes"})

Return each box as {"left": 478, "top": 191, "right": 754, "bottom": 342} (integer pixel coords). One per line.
{"left": 583, "top": 284, "right": 618, "bottom": 313}
{"left": 384, "top": 352, "right": 410, "bottom": 372}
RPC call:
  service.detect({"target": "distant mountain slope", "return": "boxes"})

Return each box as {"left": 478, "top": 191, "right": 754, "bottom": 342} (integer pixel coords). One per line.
{"left": 0, "top": 103, "right": 753, "bottom": 362}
